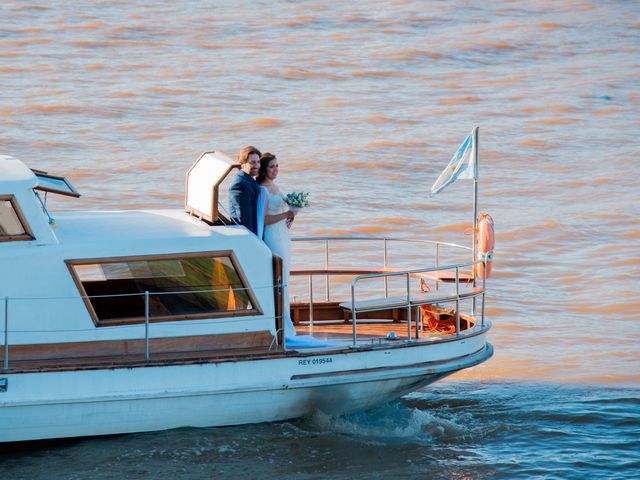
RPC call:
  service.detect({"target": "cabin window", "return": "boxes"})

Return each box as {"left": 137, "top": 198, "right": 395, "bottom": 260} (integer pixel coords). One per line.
{"left": 67, "top": 251, "right": 261, "bottom": 326}
{"left": 0, "top": 195, "right": 33, "bottom": 242}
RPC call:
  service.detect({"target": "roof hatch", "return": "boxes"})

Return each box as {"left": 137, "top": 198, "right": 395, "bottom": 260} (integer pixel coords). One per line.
{"left": 32, "top": 169, "right": 80, "bottom": 198}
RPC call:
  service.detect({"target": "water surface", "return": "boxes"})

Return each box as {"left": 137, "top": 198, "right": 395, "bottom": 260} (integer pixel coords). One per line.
{"left": 1, "top": 1, "right": 638, "bottom": 478}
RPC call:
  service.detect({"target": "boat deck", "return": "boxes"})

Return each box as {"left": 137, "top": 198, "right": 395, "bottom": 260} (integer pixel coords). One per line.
{"left": 295, "top": 320, "right": 420, "bottom": 341}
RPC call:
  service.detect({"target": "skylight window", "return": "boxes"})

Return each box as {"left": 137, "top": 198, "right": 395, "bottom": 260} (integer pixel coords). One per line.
{"left": 33, "top": 170, "right": 80, "bottom": 198}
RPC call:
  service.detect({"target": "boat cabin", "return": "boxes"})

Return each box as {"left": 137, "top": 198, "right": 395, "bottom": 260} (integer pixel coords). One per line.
{"left": 0, "top": 155, "right": 285, "bottom": 365}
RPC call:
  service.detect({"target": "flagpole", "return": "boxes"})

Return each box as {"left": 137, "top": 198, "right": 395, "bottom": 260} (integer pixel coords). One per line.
{"left": 472, "top": 127, "right": 479, "bottom": 270}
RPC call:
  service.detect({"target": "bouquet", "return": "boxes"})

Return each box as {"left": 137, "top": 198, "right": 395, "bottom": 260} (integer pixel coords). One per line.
{"left": 283, "top": 191, "right": 310, "bottom": 209}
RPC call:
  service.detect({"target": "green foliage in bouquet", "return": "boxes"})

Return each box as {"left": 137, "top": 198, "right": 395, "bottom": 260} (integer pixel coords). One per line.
{"left": 283, "top": 191, "right": 310, "bottom": 208}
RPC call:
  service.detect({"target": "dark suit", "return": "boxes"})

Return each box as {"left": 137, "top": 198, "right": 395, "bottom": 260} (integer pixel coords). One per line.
{"left": 228, "top": 170, "right": 259, "bottom": 235}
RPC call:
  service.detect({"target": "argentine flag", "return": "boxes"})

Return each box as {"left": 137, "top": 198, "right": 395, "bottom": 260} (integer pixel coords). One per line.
{"left": 430, "top": 130, "right": 477, "bottom": 196}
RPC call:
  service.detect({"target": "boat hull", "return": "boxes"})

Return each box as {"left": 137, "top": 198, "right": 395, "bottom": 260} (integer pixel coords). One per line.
{"left": 0, "top": 336, "right": 492, "bottom": 443}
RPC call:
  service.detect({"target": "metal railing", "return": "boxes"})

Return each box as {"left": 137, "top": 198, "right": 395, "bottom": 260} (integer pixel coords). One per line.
{"left": 348, "top": 257, "right": 488, "bottom": 347}
{"left": 291, "top": 235, "right": 473, "bottom": 305}
{"left": 290, "top": 235, "right": 488, "bottom": 347}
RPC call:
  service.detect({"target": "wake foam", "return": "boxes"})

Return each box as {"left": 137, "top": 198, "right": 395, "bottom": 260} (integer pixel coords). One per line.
{"left": 302, "top": 401, "right": 474, "bottom": 445}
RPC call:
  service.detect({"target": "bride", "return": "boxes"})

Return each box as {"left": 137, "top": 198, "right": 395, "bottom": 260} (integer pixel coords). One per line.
{"left": 256, "top": 153, "right": 297, "bottom": 338}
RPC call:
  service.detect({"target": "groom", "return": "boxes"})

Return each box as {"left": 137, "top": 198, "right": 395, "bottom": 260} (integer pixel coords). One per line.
{"left": 229, "top": 145, "right": 261, "bottom": 235}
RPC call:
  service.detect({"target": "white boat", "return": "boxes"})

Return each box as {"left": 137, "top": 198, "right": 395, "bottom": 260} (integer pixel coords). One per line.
{"left": 0, "top": 151, "right": 492, "bottom": 443}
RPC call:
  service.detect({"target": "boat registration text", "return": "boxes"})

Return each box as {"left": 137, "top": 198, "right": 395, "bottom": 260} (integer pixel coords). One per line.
{"left": 298, "top": 357, "right": 333, "bottom": 366}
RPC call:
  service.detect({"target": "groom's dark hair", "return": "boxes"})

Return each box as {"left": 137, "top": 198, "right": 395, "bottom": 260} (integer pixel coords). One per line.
{"left": 238, "top": 146, "right": 261, "bottom": 164}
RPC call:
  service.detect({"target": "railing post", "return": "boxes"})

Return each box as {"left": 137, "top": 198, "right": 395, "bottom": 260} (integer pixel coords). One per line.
{"left": 455, "top": 268, "right": 460, "bottom": 335}
{"left": 482, "top": 253, "right": 488, "bottom": 328}
{"left": 471, "top": 257, "right": 477, "bottom": 317}
{"left": 308, "top": 275, "right": 314, "bottom": 329}
{"left": 3, "top": 296, "right": 8, "bottom": 370}
{"left": 483, "top": 253, "right": 488, "bottom": 287}
{"left": 435, "top": 243, "right": 440, "bottom": 291}
{"left": 406, "top": 273, "right": 411, "bottom": 341}
{"left": 472, "top": 279, "right": 476, "bottom": 317}
{"left": 351, "top": 283, "right": 357, "bottom": 347}
{"left": 325, "top": 239, "right": 330, "bottom": 301}
{"left": 144, "top": 291, "right": 150, "bottom": 360}
{"left": 383, "top": 239, "right": 389, "bottom": 298}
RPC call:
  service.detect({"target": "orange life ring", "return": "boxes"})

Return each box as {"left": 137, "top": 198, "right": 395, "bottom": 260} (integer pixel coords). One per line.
{"left": 474, "top": 213, "right": 495, "bottom": 279}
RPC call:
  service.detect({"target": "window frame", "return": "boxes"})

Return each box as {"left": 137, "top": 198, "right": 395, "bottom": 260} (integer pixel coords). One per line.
{"left": 66, "top": 250, "right": 263, "bottom": 327}
{"left": 0, "top": 194, "right": 34, "bottom": 242}
{"left": 32, "top": 170, "right": 81, "bottom": 198}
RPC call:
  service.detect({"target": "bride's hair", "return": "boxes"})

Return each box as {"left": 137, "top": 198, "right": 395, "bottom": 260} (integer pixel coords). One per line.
{"left": 256, "top": 153, "right": 276, "bottom": 184}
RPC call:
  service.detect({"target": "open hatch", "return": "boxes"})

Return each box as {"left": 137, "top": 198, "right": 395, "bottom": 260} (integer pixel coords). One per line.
{"left": 184, "top": 151, "right": 239, "bottom": 224}
{"left": 32, "top": 169, "right": 80, "bottom": 198}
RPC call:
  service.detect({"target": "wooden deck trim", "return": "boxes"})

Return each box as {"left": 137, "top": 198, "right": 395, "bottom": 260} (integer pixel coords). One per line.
{"left": 291, "top": 268, "right": 390, "bottom": 276}
{"left": 0, "top": 331, "right": 276, "bottom": 362}
{"left": 273, "top": 254, "right": 284, "bottom": 346}
{"left": 290, "top": 268, "right": 476, "bottom": 282}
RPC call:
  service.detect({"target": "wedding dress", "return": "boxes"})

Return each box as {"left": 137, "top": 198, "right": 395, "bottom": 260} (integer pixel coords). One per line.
{"left": 262, "top": 185, "right": 335, "bottom": 349}
{"left": 262, "top": 186, "right": 296, "bottom": 338}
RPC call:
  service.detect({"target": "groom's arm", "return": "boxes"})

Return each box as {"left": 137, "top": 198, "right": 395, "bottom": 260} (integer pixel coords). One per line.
{"left": 229, "top": 181, "right": 254, "bottom": 232}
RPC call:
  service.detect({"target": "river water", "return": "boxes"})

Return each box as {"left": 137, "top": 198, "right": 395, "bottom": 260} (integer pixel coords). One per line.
{"left": 1, "top": 1, "right": 639, "bottom": 478}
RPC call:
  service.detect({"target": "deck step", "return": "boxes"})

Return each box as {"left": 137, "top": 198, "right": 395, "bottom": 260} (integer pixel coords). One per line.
{"left": 339, "top": 288, "right": 483, "bottom": 313}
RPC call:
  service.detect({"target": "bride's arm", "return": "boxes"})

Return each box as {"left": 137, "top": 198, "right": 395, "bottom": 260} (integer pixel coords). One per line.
{"left": 263, "top": 186, "right": 296, "bottom": 225}
{"left": 265, "top": 209, "right": 295, "bottom": 225}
